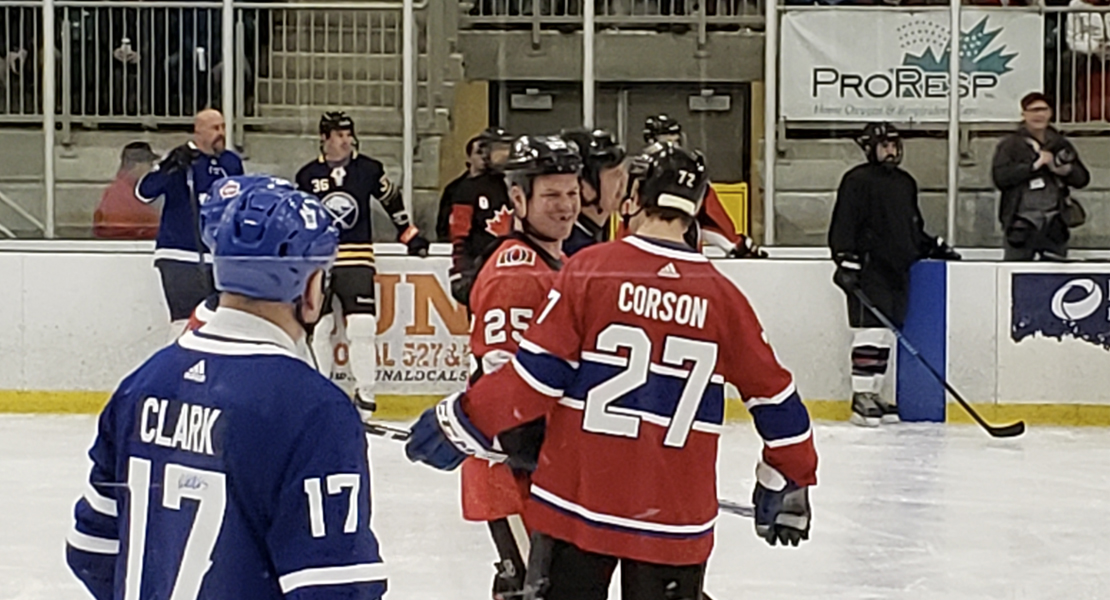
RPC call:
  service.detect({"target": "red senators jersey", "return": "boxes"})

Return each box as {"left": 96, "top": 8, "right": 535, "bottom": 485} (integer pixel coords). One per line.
{"left": 461, "top": 235, "right": 818, "bottom": 565}
{"left": 462, "top": 233, "right": 563, "bottom": 522}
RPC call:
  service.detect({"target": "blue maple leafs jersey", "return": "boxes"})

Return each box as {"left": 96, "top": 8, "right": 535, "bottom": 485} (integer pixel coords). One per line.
{"left": 66, "top": 308, "right": 386, "bottom": 600}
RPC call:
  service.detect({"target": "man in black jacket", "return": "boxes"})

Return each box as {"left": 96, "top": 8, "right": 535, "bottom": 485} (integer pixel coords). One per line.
{"left": 992, "top": 92, "right": 1090, "bottom": 261}
{"left": 829, "top": 122, "right": 960, "bottom": 427}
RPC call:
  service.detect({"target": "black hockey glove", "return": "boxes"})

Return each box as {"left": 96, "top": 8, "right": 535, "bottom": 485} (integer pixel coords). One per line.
{"left": 832, "top": 252, "right": 862, "bottom": 293}
{"left": 400, "top": 225, "right": 431, "bottom": 257}
{"left": 159, "top": 143, "right": 199, "bottom": 175}
{"left": 928, "top": 237, "right": 961, "bottom": 261}
{"left": 752, "top": 462, "right": 811, "bottom": 547}
{"left": 728, "top": 234, "right": 769, "bottom": 259}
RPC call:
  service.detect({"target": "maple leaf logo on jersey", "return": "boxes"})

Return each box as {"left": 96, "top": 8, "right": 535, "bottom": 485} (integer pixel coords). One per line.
{"left": 485, "top": 206, "right": 513, "bottom": 237}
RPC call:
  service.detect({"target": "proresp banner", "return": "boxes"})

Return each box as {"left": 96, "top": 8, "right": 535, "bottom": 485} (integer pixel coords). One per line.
{"left": 780, "top": 9, "right": 1044, "bottom": 122}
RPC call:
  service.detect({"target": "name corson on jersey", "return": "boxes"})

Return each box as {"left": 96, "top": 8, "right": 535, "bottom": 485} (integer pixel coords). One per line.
{"left": 617, "top": 282, "right": 708, "bottom": 330}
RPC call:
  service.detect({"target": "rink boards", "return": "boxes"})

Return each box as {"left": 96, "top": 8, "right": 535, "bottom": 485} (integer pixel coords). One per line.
{"left": 2, "top": 242, "right": 1109, "bottom": 425}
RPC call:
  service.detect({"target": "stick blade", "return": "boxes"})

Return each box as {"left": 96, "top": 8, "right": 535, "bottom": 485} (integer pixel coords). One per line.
{"left": 988, "top": 421, "right": 1025, "bottom": 438}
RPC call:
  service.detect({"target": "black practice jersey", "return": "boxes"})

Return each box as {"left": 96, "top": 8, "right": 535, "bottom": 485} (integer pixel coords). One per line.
{"left": 296, "top": 154, "right": 403, "bottom": 245}
{"left": 828, "top": 163, "right": 935, "bottom": 279}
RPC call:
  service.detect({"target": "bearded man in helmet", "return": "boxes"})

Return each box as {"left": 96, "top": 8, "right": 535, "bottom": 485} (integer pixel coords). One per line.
{"left": 828, "top": 121, "right": 961, "bottom": 428}
{"left": 296, "top": 110, "right": 431, "bottom": 419}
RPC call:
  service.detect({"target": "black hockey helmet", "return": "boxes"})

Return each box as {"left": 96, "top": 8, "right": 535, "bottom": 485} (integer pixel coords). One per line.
{"left": 468, "top": 126, "right": 514, "bottom": 170}
{"left": 319, "top": 111, "right": 359, "bottom": 154}
{"left": 560, "top": 128, "right": 626, "bottom": 204}
{"left": 625, "top": 141, "right": 707, "bottom": 218}
{"left": 504, "top": 135, "right": 582, "bottom": 193}
{"left": 856, "top": 121, "right": 902, "bottom": 166}
{"left": 320, "top": 111, "right": 355, "bottom": 137}
{"left": 643, "top": 114, "right": 683, "bottom": 145}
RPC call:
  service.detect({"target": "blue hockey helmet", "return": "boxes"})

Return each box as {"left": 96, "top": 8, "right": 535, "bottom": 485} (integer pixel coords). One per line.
{"left": 210, "top": 186, "right": 339, "bottom": 303}
{"left": 201, "top": 174, "right": 296, "bottom": 251}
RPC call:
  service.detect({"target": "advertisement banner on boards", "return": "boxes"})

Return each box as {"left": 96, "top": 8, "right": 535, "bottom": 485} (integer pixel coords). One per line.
{"left": 367, "top": 256, "right": 470, "bottom": 395}
{"left": 780, "top": 9, "right": 1044, "bottom": 122}
{"left": 996, "top": 267, "right": 1110, "bottom": 404}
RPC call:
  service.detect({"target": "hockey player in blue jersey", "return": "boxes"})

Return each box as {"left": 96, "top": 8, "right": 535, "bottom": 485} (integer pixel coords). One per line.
{"left": 65, "top": 185, "right": 388, "bottom": 599}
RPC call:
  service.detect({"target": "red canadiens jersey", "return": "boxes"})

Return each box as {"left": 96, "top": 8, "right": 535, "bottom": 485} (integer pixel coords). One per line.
{"left": 461, "top": 235, "right": 818, "bottom": 565}
{"left": 462, "top": 235, "right": 562, "bottom": 522}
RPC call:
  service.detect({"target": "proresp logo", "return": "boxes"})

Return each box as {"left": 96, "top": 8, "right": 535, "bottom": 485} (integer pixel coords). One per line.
{"left": 1050, "top": 279, "right": 1104, "bottom": 322}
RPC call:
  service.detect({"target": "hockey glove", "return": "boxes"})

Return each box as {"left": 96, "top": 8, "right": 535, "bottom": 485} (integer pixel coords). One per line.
{"left": 400, "top": 225, "right": 431, "bottom": 257}
{"left": 928, "top": 237, "right": 962, "bottom": 261}
{"left": 160, "top": 144, "right": 199, "bottom": 175}
{"left": 728, "top": 234, "right": 769, "bottom": 259}
{"left": 405, "top": 393, "right": 508, "bottom": 471}
{"left": 832, "top": 252, "right": 862, "bottom": 294}
{"left": 752, "top": 461, "right": 811, "bottom": 547}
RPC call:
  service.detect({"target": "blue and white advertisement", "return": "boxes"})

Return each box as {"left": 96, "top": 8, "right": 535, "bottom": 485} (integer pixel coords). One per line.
{"left": 997, "top": 267, "right": 1110, "bottom": 405}
{"left": 780, "top": 9, "right": 1044, "bottom": 122}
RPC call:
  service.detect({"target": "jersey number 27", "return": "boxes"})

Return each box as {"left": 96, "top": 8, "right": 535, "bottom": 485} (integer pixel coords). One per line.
{"left": 583, "top": 324, "right": 718, "bottom": 449}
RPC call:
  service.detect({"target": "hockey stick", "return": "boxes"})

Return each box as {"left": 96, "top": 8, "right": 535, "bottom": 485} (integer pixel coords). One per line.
{"left": 363, "top": 421, "right": 413, "bottom": 441}
{"left": 853, "top": 289, "right": 1025, "bottom": 438}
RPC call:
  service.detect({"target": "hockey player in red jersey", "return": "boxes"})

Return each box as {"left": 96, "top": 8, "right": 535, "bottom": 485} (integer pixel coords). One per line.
{"left": 463, "top": 135, "right": 582, "bottom": 599}
{"left": 407, "top": 142, "right": 817, "bottom": 600}
{"left": 642, "top": 114, "right": 767, "bottom": 258}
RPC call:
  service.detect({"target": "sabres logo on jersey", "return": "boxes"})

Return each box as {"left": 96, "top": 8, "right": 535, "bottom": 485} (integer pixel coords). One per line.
{"left": 322, "top": 191, "right": 359, "bottom": 230}
{"left": 485, "top": 205, "right": 513, "bottom": 237}
{"left": 496, "top": 245, "right": 536, "bottom": 268}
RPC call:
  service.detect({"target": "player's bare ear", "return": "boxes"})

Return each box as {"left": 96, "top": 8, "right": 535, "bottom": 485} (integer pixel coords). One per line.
{"left": 509, "top": 185, "right": 528, "bottom": 219}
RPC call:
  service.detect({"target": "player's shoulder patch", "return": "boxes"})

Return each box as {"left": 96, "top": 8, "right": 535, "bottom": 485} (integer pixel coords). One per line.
{"left": 217, "top": 178, "right": 241, "bottom": 199}
{"left": 495, "top": 243, "right": 536, "bottom": 268}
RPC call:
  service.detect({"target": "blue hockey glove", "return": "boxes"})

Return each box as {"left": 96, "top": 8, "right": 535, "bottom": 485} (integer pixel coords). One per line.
{"left": 405, "top": 393, "right": 507, "bottom": 471}
{"left": 752, "top": 461, "right": 811, "bottom": 547}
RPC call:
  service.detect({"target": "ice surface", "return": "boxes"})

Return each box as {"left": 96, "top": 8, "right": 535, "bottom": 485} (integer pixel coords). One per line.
{"left": 3, "top": 415, "right": 1110, "bottom": 600}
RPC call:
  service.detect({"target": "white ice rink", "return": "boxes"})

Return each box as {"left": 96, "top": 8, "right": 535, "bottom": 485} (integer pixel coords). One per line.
{"left": 3, "top": 414, "right": 1110, "bottom": 600}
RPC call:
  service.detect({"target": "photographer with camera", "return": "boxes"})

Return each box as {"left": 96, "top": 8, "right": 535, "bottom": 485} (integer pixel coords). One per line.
{"left": 992, "top": 92, "right": 1090, "bottom": 261}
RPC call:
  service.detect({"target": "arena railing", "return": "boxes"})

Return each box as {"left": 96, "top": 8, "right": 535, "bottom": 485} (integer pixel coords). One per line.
{"left": 0, "top": 0, "right": 440, "bottom": 238}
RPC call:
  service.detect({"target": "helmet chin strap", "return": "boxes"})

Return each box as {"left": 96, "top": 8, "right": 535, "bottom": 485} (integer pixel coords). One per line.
{"left": 521, "top": 215, "right": 560, "bottom": 243}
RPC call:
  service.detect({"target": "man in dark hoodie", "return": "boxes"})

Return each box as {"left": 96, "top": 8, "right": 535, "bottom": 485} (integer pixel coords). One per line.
{"left": 992, "top": 92, "right": 1090, "bottom": 261}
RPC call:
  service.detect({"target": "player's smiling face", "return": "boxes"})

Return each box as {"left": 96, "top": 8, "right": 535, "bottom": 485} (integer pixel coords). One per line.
{"left": 523, "top": 173, "right": 580, "bottom": 241}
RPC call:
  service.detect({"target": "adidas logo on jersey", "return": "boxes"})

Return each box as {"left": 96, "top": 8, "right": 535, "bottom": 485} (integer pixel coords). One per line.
{"left": 184, "top": 360, "right": 206, "bottom": 383}
{"left": 657, "top": 263, "right": 681, "bottom": 279}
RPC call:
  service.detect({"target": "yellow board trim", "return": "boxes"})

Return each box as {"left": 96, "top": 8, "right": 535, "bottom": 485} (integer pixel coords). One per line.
{"left": 5, "top": 391, "right": 1110, "bottom": 427}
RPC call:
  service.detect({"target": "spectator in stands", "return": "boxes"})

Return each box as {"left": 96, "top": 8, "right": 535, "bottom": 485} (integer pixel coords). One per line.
{"left": 992, "top": 92, "right": 1090, "bottom": 261}
{"left": 94, "top": 142, "right": 160, "bottom": 240}
{"left": 1067, "top": 0, "right": 1110, "bottom": 121}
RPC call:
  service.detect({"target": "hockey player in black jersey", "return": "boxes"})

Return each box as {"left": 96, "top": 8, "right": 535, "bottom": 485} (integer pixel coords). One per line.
{"left": 559, "top": 128, "right": 626, "bottom": 257}
{"left": 296, "top": 111, "right": 431, "bottom": 418}
{"left": 828, "top": 122, "right": 960, "bottom": 427}
{"left": 447, "top": 126, "right": 515, "bottom": 307}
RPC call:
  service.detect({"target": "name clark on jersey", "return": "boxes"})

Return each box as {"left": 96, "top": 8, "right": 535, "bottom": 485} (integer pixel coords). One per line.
{"left": 617, "top": 282, "right": 708, "bottom": 330}
{"left": 137, "top": 397, "right": 221, "bottom": 456}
